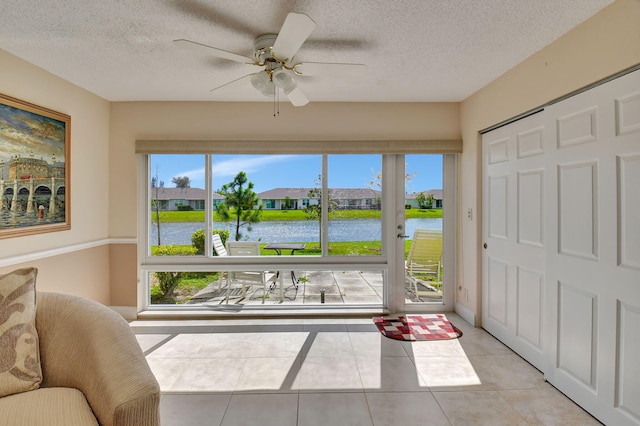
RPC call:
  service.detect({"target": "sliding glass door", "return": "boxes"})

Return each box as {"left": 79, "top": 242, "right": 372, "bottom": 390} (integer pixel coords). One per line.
{"left": 403, "top": 154, "right": 445, "bottom": 305}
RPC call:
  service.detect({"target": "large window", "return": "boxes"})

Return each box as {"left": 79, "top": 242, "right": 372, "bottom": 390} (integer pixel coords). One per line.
{"left": 149, "top": 154, "right": 205, "bottom": 257}
{"left": 147, "top": 154, "right": 386, "bottom": 259}
{"left": 327, "top": 155, "right": 382, "bottom": 256}
{"left": 138, "top": 149, "right": 455, "bottom": 312}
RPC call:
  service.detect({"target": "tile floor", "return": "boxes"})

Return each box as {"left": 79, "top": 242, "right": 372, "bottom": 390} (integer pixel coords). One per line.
{"left": 131, "top": 314, "right": 601, "bottom": 426}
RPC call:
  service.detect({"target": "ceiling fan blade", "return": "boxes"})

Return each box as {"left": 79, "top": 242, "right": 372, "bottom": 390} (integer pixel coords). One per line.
{"left": 272, "top": 13, "right": 316, "bottom": 61}
{"left": 174, "top": 39, "right": 254, "bottom": 64}
{"left": 210, "top": 73, "right": 254, "bottom": 92}
{"left": 285, "top": 85, "right": 309, "bottom": 107}
{"left": 294, "top": 62, "right": 367, "bottom": 78}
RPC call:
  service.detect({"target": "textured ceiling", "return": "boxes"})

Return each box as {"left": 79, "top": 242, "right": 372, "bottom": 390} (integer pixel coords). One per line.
{"left": 0, "top": 0, "right": 614, "bottom": 103}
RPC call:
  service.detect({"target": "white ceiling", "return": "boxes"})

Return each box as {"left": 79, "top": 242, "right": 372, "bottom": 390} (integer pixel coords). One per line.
{"left": 0, "top": 0, "right": 614, "bottom": 103}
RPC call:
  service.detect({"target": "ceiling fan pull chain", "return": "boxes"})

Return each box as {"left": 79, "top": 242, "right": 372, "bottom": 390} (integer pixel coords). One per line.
{"left": 274, "top": 87, "right": 280, "bottom": 117}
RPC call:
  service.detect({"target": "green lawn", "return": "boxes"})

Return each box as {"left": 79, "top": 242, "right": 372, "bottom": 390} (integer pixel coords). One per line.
{"left": 152, "top": 208, "right": 442, "bottom": 223}
{"left": 152, "top": 240, "right": 418, "bottom": 257}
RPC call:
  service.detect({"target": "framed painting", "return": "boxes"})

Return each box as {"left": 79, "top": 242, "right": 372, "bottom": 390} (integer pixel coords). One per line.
{"left": 0, "top": 93, "right": 70, "bottom": 238}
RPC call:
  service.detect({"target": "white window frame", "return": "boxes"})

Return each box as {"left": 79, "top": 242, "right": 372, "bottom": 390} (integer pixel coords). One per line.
{"left": 136, "top": 152, "right": 457, "bottom": 313}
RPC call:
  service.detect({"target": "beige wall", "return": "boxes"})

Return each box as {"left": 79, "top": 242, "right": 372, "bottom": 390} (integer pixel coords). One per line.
{"left": 109, "top": 243, "right": 138, "bottom": 306}
{"left": 0, "top": 245, "right": 111, "bottom": 304}
{"left": 458, "top": 0, "right": 640, "bottom": 323}
{"left": 0, "top": 50, "right": 112, "bottom": 302}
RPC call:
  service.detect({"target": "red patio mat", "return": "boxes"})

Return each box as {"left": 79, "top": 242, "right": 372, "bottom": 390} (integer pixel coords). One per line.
{"left": 373, "top": 314, "right": 463, "bottom": 341}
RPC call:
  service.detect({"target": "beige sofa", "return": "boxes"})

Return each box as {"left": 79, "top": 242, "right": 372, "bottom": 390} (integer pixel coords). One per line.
{"left": 0, "top": 292, "right": 160, "bottom": 425}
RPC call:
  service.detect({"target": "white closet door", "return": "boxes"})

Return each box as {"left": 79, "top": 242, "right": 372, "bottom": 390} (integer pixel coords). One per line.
{"left": 544, "top": 69, "right": 640, "bottom": 426}
{"left": 482, "top": 112, "right": 546, "bottom": 371}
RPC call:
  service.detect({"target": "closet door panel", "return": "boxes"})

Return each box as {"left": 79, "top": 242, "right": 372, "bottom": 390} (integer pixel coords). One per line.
{"left": 544, "top": 69, "right": 640, "bottom": 426}
{"left": 482, "top": 112, "right": 545, "bottom": 370}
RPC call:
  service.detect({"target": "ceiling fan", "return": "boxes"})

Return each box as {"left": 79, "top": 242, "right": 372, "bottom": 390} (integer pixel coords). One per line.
{"left": 174, "top": 12, "right": 367, "bottom": 106}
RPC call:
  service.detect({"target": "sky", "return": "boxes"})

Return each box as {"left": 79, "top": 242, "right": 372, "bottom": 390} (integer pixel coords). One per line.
{"left": 0, "top": 103, "right": 67, "bottom": 168}
{"left": 150, "top": 154, "right": 442, "bottom": 193}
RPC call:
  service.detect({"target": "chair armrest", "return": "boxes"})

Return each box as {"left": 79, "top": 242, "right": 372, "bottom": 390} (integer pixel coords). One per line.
{"left": 36, "top": 292, "right": 160, "bottom": 426}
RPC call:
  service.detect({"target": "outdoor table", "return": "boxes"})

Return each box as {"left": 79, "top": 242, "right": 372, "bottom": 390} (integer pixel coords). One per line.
{"left": 263, "top": 243, "right": 306, "bottom": 301}
{"left": 264, "top": 243, "right": 306, "bottom": 256}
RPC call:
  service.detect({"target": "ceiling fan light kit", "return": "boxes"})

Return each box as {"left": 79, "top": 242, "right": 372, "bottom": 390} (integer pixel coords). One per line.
{"left": 271, "top": 68, "right": 293, "bottom": 89}
{"left": 250, "top": 71, "right": 275, "bottom": 96}
{"left": 174, "top": 12, "right": 367, "bottom": 110}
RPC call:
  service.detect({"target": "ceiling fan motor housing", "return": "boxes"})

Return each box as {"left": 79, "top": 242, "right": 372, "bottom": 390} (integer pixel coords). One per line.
{"left": 252, "top": 33, "right": 296, "bottom": 93}
{"left": 254, "top": 34, "right": 277, "bottom": 51}
{"left": 254, "top": 34, "right": 282, "bottom": 63}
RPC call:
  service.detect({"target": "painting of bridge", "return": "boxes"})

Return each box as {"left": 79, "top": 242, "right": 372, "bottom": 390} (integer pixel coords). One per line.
{"left": 0, "top": 93, "right": 70, "bottom": 238}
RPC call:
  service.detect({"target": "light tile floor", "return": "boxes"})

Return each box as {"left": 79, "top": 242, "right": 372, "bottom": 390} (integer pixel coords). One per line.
{"left": 132, "top": 314, "right": 601, "bottom": 426}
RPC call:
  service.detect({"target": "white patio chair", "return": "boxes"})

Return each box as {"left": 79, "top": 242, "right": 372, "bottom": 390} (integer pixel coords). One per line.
{"left": 405, "top": 228, "right": 443, "bottom": 300}
{"left": 212, "top": 233, "right": 228, "bottom": 257}
{"left": 212, "top": 233, "right": 228, "bottom": 290}
{"left": 224, "top": 241, "right": 275, "bottom": 303}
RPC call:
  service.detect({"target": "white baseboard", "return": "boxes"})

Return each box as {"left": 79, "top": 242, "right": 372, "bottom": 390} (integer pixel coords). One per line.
{"left": 454, "top": 302, "right": 476, "bottom": 327}
{"left": 110, "top": 305, "right": 138, "bottom": 321}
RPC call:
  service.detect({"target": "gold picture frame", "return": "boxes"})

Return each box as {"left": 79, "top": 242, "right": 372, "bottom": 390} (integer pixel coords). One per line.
{"left": 0, "top": 93, "right": 71, "bottom": 238}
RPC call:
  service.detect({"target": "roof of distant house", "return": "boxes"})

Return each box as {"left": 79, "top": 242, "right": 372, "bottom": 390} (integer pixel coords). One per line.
{"left": 405, "top": 189, "right": 443, "bottom": 200}
{"left": 151, "top": 187, "right": 224, "bottom": 200}
{"left": 151, "top": 187, "right": 440, "bottom": 201}
{"left": 258, "top": 188, "right": 382, "bottom": 199}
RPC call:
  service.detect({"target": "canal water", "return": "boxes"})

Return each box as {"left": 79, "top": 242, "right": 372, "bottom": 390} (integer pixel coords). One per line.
{"left": 150, "top": 218, "right": 443, "bottom": 246}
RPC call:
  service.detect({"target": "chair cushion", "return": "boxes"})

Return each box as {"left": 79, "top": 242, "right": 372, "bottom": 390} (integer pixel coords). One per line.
{"left": 0, "top": 387, "right": 98, "bottom": 425}
{"left": 0, "top": 267, "right": 42, "bottom": 397}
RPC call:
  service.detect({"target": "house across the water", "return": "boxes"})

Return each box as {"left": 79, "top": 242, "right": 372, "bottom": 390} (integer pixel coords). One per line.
{"left": 150, "top": 186, "right": 442, "bottom": 211}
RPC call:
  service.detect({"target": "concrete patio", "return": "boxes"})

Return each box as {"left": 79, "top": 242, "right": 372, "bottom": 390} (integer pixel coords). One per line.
{"left": 185, "top": 270, "right": 443, "bottom": 306}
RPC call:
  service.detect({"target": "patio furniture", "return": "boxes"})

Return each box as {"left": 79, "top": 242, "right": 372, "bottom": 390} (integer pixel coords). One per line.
{"left": 264, "top": 243, "right": 305, "bottom": 284}
{"left": 263, "top": 243, "right": 306, "bottom": 256}
{"left": 405, "top": 228, "right": 443, "bottom": 300}
{"left": 212, "top": 233, "right": 229, "bottom": 290}
{"left": 212, "top": 233, "right": 228, "bottom": 257}
{"left": 225, "top": 241, "right": 276, "bottom": 303}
